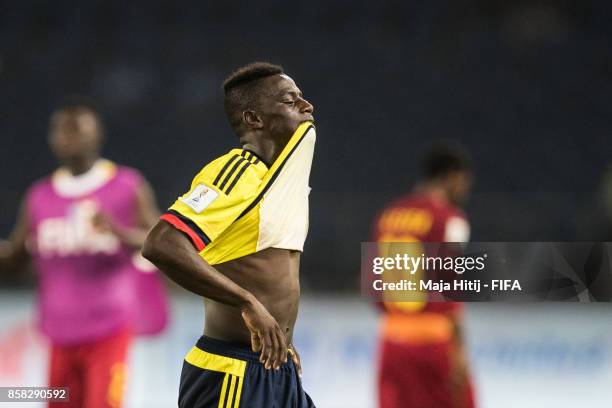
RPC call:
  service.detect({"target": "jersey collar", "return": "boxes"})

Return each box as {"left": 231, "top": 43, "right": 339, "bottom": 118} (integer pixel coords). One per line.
{"left": 51, "top": 159, "right": 117, "bottom": 198}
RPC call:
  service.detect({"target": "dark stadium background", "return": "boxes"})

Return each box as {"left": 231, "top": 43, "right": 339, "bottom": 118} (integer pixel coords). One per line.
{"left": 1, "top": 0, "right": 611, "bottom": 292}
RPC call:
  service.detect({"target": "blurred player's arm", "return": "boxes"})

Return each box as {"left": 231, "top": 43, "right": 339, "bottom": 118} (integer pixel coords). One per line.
{"left": 93, "top": 179, "right": 160, "bottom": 249}
{"left": 449, "top": 313, "right": 471, "bottom": 396}
{"left": 445, "top": 217, "right": 472, "bottom": 395}
{"left": 0, "top": 198, "right": 30, "bottom": 273}
{"left": 142, "top": 221, "right": 288, "bottom": 369}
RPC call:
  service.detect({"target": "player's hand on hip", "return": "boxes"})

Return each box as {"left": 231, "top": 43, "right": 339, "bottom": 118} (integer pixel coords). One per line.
{"left": 241, "top": 300, "right": 288, "bottom": 370}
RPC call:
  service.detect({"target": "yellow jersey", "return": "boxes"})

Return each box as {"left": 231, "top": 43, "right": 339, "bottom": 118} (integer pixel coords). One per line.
{"left": 161, "top": 122, "right": 315, "bottom": 265}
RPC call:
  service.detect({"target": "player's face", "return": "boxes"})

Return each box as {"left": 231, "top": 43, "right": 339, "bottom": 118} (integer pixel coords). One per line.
{"left": 48, "top": 112, "right": 102, "bottom": 166}
{"left": 258, "top": 75, "right": 314, "bottom": 142}
{"left": 449, "top": 170, "right": 473, "bottom": 206}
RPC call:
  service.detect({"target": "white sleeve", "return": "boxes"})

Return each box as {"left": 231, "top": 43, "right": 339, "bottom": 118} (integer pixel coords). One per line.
{"left": 443, "top": 216, "right": 470, "bottom": 242}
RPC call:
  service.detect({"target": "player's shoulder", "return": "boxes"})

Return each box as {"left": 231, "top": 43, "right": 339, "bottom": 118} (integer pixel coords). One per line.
{"left": 27, "top": 175, "right": 53, "bottom": 200}
{"left": 114, "top": 163, "right": 142, "bottom": 179}
{"left": 192, "top": 148, "right": 267, "bottom": 196}
{"left": 445, "top": 206, "right": 466, "bottom": 221}
{"left": 385, "top": 193, "right": 426, "bottom": 213}
{"left": 376, "top": 193, "right": 416, "bottom": 221}
{"left": 196, "top": 150, "right": 241, "bottom": 176}
{"left": 403, "top": 193, "right": 465, "bottom": 219}
{"left": 433, "top": 199, "right": 469, "bottom": 240}
{"left": 111, "top": 162, "right": 147, "bottom": 188}
{"left": 433, "top": 198, "right": 466, "bottom": 223}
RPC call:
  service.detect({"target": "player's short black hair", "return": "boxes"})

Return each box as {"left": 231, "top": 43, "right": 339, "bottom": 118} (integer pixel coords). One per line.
{"left": 53, "top": 96, "right": 101, "bottom": 116}
{"left": 422, "top": 140, "right": 472, "bottom": 180}
{"left": 50, "top": 96, "right": 105, "bottom": 136}
{"left": 222, "top": 62, "right": 284, "bottom": 131}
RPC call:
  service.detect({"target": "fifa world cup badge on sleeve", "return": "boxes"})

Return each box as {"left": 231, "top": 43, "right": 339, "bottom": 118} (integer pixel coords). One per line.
{"left": 181, "top": 184, "right": 219, "bottom": 213}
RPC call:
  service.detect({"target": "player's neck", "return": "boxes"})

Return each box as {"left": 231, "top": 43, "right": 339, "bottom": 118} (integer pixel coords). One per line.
{"left": 240, "top": 126, "right": 297, "bottom": 166}
{"left": 62, "top": 156, "right": 99, "bottom": 176}
{"left": 415, "top": 183, "right": 449, "bottom": 204}
{"left": 240, "top": 137, "right": 281, "bottom": 167}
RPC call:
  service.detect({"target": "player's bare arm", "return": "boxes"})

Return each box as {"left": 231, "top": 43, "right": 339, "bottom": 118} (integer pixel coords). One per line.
{"left": 92, "top": 179, "right": 160, "bottom": 248}
{"left": 142, "top": 221, "right": 288, "bottom": 369}
{"left": 0, "top": 198, "right": 30, "bottom": 273}
{"left": 449, "top": 315, "right": 471, "bottom": 391}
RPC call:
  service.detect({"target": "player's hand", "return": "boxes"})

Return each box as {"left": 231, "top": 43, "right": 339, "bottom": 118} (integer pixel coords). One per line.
{"left": 288, "top": 343, "right": 303, "bottom": 377}
{"left": 241, "top": 299, "right": 287, "bottom": 370}
{"left": 91, "top": 212, "right": 116, "bottom": 234}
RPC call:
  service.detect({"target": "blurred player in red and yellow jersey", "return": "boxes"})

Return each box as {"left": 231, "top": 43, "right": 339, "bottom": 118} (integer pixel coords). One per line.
{"left": 371, "top": 141, "right": 476, "bottom": 408}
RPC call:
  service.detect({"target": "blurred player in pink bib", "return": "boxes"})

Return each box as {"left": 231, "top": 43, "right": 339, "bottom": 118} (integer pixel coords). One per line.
{"left": 0, "top": 102, "right": 168, "bottom": 408}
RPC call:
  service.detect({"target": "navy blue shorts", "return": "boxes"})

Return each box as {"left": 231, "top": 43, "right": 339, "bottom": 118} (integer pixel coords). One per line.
{"left": 179, "top": 336, "right": 316, "bottom": 408}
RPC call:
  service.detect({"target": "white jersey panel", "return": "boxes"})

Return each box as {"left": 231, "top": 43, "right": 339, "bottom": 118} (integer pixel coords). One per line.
{"left": 257, "top": 128, "right": 316, "bottom": 252}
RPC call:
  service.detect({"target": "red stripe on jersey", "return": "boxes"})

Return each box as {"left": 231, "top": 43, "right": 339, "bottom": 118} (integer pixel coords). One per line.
{"left": 160, "top": 213, "right": 206, "bottom": 251}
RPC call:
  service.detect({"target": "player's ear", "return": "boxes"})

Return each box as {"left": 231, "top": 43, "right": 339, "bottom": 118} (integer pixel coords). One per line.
{"left": 243, "top": 110, "right": 264, "bottom": 130}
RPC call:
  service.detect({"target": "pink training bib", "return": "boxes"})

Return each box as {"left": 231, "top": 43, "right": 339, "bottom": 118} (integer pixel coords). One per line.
{"left": 26, "top": 160, "right": 167, "bottom": 345}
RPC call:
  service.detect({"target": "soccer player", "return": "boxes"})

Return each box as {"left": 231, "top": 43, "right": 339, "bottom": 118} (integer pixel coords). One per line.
{"left": 0, "top": 103, "right": 165, "bottom": 408}
{"left": 142, "top": 62, "right": 316, "bottom": 407}
{"left": 371, "top": 141, "right": 476, "bottom": 408}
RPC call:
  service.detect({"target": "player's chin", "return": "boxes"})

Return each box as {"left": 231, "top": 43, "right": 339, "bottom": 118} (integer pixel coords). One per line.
{"left": 54, "top": 152, "right": 81, "bottom": 166}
